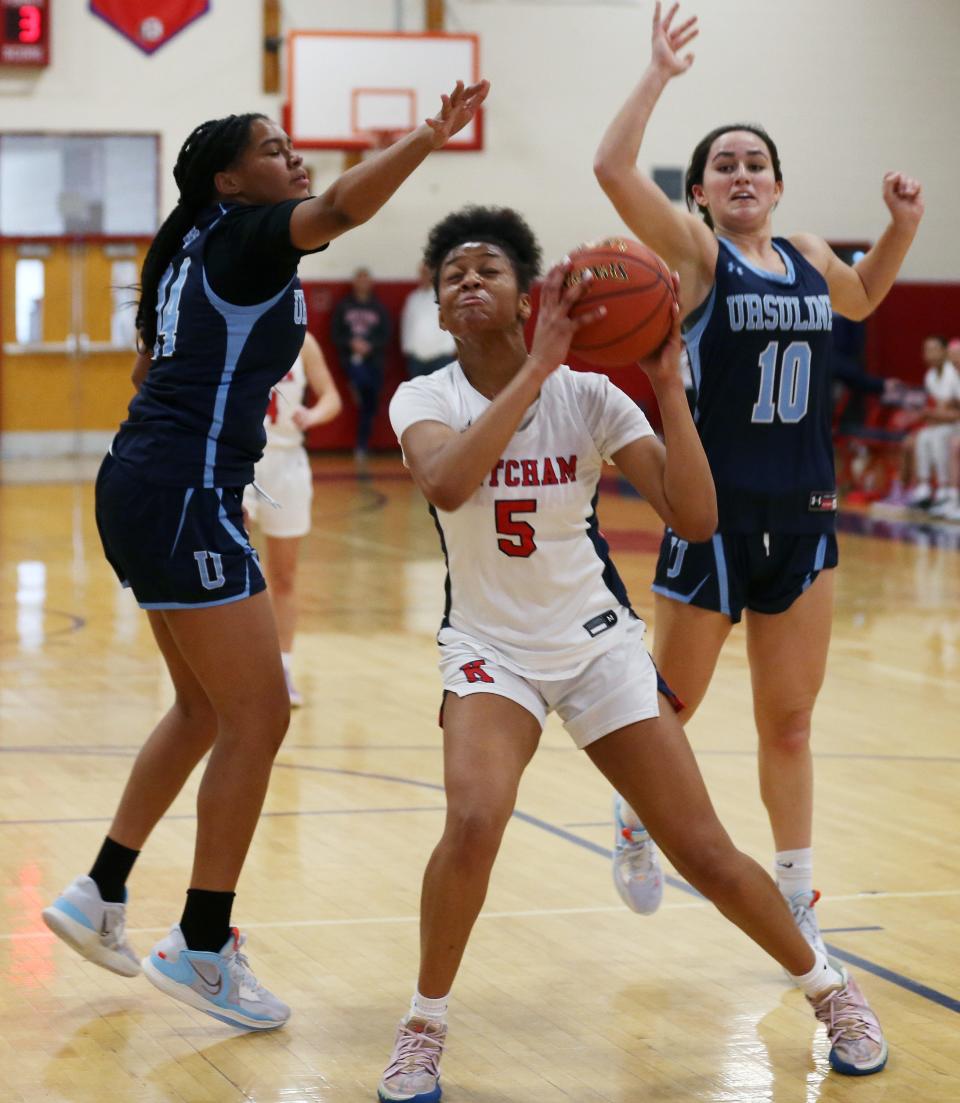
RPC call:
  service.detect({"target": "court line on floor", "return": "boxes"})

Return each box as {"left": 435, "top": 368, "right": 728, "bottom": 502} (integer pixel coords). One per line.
{"left": 0, "top": 805, "right": 446, "bottom": 827}
{"left": 4, "top": 747, "right": 958, "bottom": 1015}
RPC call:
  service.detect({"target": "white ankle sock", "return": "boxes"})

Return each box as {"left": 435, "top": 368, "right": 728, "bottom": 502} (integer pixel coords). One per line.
{"left": 619, "top": 799, "right": 646, "bottom": 833}
{"left": 408, "top": 989, "right": 448, "bottom": 1022}
{"left": 280, "top": 651, "right": 292, "bottom": 672}
{"left": 775, "top": 847, "right": 813, "bottom": 898}
{"left": 791, "top": 949, "right": 844, "bottom": 999}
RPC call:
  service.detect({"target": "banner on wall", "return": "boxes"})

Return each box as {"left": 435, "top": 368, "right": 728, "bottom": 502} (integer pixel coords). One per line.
{"left": 89, "top": 1, "right": 210, "bottom": 55}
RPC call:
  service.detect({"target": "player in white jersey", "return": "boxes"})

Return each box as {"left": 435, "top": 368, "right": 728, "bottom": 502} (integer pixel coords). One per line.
{"left": 244, "top": 331, "right": 341, "bottom": 704}
{"left": 376, "top": 207, "right": 886, "bottom": 1102}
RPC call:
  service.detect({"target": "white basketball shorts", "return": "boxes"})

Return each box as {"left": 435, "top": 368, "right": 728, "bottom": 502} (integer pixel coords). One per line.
{"left": 438, "top": 617, "right": 663, "bottom": 749}
{"left": 243, "top": 445, "right": 313, "bottom": 539}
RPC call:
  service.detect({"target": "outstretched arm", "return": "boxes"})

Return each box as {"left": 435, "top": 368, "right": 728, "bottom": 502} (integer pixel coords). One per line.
{"left": 593, "top": 2, "right": 715, "bottom": 314}
{"left": 611, "top": 279, "right": 717, "bottom": 542}
{"left": 290, "top": 80, "right": 489, "bottom": 251}
{"left": 792, "top": 172, "right": 924, "bottom": 321}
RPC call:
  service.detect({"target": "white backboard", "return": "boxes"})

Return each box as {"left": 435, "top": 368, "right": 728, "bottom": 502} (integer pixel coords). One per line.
{"left": 286, "top": 31, "right": 482, "bottom": 151}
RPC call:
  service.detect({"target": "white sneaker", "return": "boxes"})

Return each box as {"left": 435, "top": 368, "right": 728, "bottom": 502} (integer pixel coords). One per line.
{"left": 378, "top": 1016, "right": 446, "bottom": 1102}
{"left": 787, "top": 889, "right": 829, "bottom": 958}
{"left": 42, "top": 874, "right": 140, "bottom": 977}
{"left": 142, "top": 925, "right": 290, "bottom": 1030}
{"left": 612, "top": 794, "right": 663, "bottom": 915}
{"left": 283, "top": 667, "right": 303, "bottom": 708}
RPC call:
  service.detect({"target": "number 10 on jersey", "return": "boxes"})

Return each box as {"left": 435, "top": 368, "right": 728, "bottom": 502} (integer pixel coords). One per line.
{"left": 751, "top": 340, "right": 812, "bottom": 424}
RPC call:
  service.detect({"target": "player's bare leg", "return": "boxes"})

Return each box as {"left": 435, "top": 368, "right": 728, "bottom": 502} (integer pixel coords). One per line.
{"left": 264, "top": 535, "right": 304, "bottom": 704}
{"left": 745, "top": 568, "right": 834, "bottom": 961}
{"left": 586, "top": 706, "right": 886, "bottom": 1075}
{"left": 379, "top": 692, "right": 540, "bottom": 1102}
{"left": 611, "top": 596, "right": 732, "bottom": 913}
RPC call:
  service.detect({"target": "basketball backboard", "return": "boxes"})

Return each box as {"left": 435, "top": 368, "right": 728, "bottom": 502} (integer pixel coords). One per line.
{"left": 285, "top": 31, "right": 482, "bottom": 151}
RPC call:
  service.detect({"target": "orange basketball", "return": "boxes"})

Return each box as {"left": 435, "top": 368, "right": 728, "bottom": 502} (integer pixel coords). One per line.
{"left": 566, "top": 237, "right": 676, "bottom": 366}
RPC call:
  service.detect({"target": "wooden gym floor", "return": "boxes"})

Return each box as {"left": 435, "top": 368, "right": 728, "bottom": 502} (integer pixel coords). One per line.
{"left": 1, "top": 454, "right": 958, "bottom": 1103}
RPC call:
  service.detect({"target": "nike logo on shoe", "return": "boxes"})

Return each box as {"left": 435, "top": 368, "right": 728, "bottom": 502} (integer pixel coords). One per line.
{"left": 188, "top": 960, "right": 223, "bottom": 995}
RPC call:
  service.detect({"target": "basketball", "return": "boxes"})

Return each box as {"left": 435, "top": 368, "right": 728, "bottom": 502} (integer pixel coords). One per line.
{"left": 566, "top": 237, "right": 676, "bottom": 366}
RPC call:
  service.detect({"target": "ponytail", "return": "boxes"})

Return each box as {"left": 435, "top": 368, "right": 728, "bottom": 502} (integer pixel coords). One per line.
{"left": 136, "top": 113, "right": 268, "bottom": 349}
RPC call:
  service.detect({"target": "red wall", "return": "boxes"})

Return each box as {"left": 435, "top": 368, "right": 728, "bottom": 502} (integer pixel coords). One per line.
{"left": 866, "top": 282, "right": 960, "bottom": 384}
{"left": 303, "top": 278, "right": 960, "bottom": 452}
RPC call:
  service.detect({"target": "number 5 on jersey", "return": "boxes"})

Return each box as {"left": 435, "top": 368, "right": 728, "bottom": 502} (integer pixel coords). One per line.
{"left": 495, "top": 499, "right": 537, "bottom": 557}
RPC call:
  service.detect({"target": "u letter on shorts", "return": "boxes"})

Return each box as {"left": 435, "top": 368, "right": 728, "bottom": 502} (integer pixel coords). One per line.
{"left": 96, "top": 453, "right": 266, "bottom": 609}
{"left": 652, "top": 528, "right": 838, "bottom": 624}
{"left": 438, "top": 618, "right": 671, "bottom": 749}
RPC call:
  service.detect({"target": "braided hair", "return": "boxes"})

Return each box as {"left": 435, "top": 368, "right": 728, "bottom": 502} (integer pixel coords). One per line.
{"left": 136, "top": 113, "right": 267, "bottom": 348}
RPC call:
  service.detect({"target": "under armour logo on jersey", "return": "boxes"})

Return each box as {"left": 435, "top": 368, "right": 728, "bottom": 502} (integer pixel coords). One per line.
{"left": 194, "top": 551, "right": 225, "bottom": 590}
{"left": 293, "top": 289, "right": 307, "bottom": 324}
{"left": 727, "top": 261, "right": 744, "bottom": 276}
{"left": 461, "top": 659, "right": 494, "bottom": 684}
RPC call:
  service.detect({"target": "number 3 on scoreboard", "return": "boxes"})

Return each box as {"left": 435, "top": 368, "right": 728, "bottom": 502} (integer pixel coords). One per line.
{"left": 495, "top": 499, "right": 537, "bottom": 557}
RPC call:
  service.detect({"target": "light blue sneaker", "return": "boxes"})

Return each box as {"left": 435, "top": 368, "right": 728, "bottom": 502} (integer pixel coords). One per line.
{"left": 142, "top": 925, "right": 290, "bottom": 1030}
{"left": 612, "top": 794, "right": 663, "bottom": 915}
{"left": 42, "top": 874, "right": 140, "bottom": 977}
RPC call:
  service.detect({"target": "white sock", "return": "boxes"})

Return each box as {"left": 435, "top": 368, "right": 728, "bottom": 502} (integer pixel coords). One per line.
{"left": 791, "top": 949, "right": 844, "bottom": 1000}
{"left": 775, "top": 847, "right": 813, "bottom": 899}
{"left": 618, "top": 798, "right": 647, "bottom": 834}
{"left": 280, "top": 651, "right": 292, "bottom": 673}
{"left": 408, "top": 989, "right": 448, "bottom": 1022}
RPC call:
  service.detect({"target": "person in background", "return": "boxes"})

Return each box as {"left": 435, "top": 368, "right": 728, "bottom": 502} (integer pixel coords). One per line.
{"left": 332, "top": 267, "right": 392, "bottom": 462}
{"left": 907, "top": 334, "right": 960, "bottom": 509}
{"left": 401, "top": 261, "right": 457, "bottom": 377}
{"left": 244, "top": 331, "right": 342, "bottom": 706}
{"left": 927, "top": 338, "right": 960, "bottom": 520}
{"left": 879, "top": 334, "right": 954, "bottom": 506}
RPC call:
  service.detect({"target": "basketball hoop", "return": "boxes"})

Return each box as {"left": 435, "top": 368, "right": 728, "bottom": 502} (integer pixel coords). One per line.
{"left": 361, "top": 128, "right": 408, "bottom": 154}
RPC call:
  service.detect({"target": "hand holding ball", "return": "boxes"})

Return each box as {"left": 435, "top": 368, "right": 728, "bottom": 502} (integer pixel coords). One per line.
{"left": 566, "top": 238, "right": 677, "bottom": 366}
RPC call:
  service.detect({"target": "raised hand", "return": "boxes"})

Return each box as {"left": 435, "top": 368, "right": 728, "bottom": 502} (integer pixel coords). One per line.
{"left": 650, "top": 2, "right": 698, "bottom": 78}
{"left": 528, "top": 261, "right": 606, "bottom": 376}
{"left": 882, "top": 171, "right": 924, "bottom": 230}
{"left": 425, "top": 80, "right": 490, "bottom": 149}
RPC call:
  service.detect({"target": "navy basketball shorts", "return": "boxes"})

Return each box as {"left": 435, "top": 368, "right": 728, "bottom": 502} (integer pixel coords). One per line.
{"left": 651, "top": 528, "right": 838, "bottom": 624}
{"left": 95, "top": 453, "right": 266, "bottom": 610}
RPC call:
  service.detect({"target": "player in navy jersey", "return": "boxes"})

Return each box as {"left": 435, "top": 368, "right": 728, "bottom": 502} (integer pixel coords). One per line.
{"left": 375, "top": 207, "right": 887, "bottom": 1101}
{"left": 594, "top": 0, "right": 922, "bottom": 1036}
{"left": 42, "top": 83, "right": 488, "bottom": 1029}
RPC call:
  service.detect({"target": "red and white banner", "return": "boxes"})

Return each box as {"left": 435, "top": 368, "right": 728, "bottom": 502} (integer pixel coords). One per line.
{"left": 89, "top": 1, "right": 209, "bottom": 55}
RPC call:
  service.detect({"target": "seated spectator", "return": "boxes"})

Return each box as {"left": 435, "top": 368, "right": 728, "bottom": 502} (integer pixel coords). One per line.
{"left": 908, "top": 335, "right": 960, "bottom": 508}
{"left": 875, "top": 334, "right": 955, "bottom": 506}
{"left": 929, "top": 338, "right": 960, "bottom": 520}
{"left": 401, "top": 262, "right": 456, "bottom": 378}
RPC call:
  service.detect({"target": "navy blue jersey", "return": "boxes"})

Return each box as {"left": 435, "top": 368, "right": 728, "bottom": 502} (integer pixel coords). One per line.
{"left": 112, "top": 200, "right": 317, "bottom": 488}
{"left": 683, "top": 237, "right": 836, "bottom": 533}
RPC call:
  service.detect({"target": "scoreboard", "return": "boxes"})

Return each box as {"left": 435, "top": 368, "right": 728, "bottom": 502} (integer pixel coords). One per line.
{"left": 1, "top": 1, "right": 49, "bottom": 66}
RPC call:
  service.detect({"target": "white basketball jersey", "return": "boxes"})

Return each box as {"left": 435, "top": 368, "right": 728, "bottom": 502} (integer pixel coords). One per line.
{"left": 924, "top": 362, "right": 960, "bottom": 404}
{"left": 264, "top": 354, "right": 307, "bottom": 447}
{"left": 390, "top": 363, "right": 655, "bottom": 679}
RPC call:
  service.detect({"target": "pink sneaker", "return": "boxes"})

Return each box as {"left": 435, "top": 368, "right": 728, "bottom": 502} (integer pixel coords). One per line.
{"left": 378, "top": 1017, "right": 446, "bottom": 1102}
{"left": 807, "top": 973, "right": 888, "bottom": 1075}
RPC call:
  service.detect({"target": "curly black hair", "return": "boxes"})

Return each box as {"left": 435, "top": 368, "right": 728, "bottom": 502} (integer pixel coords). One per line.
{"left": 423, "top": 206, "right": 543, "bottom": 293}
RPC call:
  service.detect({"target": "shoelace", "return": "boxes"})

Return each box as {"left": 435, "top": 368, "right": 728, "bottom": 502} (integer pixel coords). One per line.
{"left": 789, "top": 893, "right": 825, "bottom": 949}
{"left": 226, "top": 933, "right": 267, "bottom": 997}
{"left": 618, "top": 829, "right": 655, "bottom": 875}
{"left": 812, "top": 985, "right": 881, "bottom": 1044}
{"left": 383, "top": 1023, "right": 445, "bottom": 1079}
